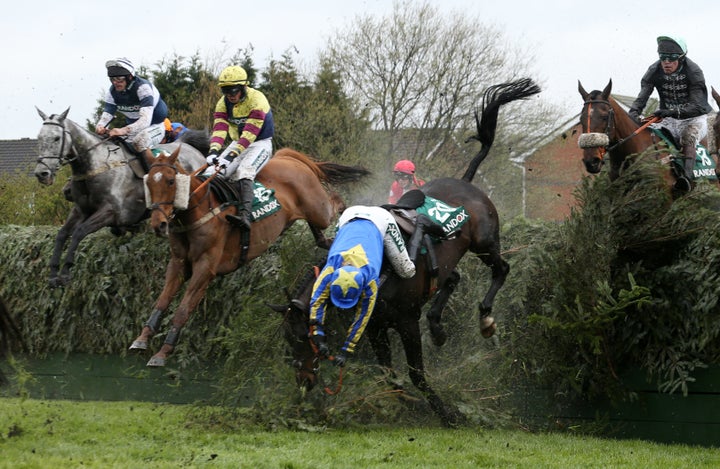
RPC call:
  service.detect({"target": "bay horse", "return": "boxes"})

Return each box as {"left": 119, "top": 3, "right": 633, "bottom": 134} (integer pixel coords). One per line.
{"left": 133, "top": 147, "right": 370, "bottom": 367}
{"left": 271, "top": 78, "right": 541, "bottom": 426}
{"left": 578, "top": 80, "right": 717, "bottom": 193}
{"left": 34, "top": 108, "right": 207, "bottom": 288}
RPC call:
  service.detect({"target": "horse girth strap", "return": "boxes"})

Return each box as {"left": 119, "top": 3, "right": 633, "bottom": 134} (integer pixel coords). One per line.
{"left": 71, "top": 160, "right": 128, "bottom": 181}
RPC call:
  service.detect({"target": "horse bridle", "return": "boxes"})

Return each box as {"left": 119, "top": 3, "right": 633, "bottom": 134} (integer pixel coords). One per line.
{"left": 36, "top": 120, "right": 119, "bottom": 175}
{"left": 578, "top": 99, "right": 616, "bottom": 161}
{"left": 579, "top": 99, "right": 660, "bottom": 158}
{"left": 146, "top": 162, "right": 182, "bottom": 221}
{"left": 146, "top": 161, "right": 214, "bottom": 228}
{"left": 35, "top": 120, "right": 76, "bottom": 172}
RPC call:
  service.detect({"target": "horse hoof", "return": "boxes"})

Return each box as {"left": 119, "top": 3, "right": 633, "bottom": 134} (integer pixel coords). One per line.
{"left": 146, "top": 356, "right": 166, "bottom": 367}
{"left": 480, "top": 316, "right": 496, "bottom": 338}
{"left": 129, "top": 340, "right": 147, "bottom": 351}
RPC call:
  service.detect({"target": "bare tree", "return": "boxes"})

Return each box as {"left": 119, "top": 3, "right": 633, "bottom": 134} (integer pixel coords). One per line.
{"left": 323, "top": 1, "right": 534, "bottom": 160}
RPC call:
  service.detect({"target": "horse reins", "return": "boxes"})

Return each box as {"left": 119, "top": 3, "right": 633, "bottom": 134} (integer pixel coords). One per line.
{"left": 38, "top": 120, "right": 127, "bottom": 180}
{"left": 607, "top": 116, "right": 661, "bottom": 151}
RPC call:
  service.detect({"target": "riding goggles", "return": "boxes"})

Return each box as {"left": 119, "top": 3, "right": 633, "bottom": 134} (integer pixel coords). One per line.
{"left": 659, "top": 53, "right": 682, "bottom": 62}
{"left": 393, "top": 171, "right": 412, "bottom": 180}
{"left": 221, "top": 86, "right": 243, "bottom": 96}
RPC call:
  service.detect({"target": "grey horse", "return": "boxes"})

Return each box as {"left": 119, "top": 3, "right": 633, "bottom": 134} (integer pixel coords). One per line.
{"left": 34, "top": 107, "right": 207, "bottom": 287}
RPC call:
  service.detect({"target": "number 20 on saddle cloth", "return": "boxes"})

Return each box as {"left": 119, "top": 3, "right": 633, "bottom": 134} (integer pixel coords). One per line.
{"left": 390, "top": 195, "right": 470, "bottom": 292}
{"left": 649, "top": 128, "right": 718, "bottom": 181}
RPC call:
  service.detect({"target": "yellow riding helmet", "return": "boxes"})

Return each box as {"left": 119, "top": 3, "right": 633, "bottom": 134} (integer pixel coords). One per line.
{"left": 218, "top": 66, "right": 249, "bottom": 88}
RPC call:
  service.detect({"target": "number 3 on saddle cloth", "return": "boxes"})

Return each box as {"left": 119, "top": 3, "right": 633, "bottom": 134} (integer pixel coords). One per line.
{"left": 649, "top": 128, "right": 718, "bottom": 181}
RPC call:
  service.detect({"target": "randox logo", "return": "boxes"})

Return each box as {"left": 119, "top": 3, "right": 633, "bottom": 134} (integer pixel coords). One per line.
{"left": 386, "top": 221, "right": 404, "bottom": 248}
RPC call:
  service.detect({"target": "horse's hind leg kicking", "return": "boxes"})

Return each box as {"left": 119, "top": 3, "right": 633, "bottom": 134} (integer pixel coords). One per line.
{"left": 477, "top": 251, "right": 509, "bottom": 338}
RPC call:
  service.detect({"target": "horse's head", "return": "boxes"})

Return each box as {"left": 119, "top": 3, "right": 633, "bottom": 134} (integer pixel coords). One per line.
{"left": 578, "top": 80, "right": 615, "bottom": 174}
{"left": 144, "top": 146, "right": 189, "bottom": 237}
{"left": 267, "top": 267, "right": 325, "bottom": 392}
{"left": 34, "top": 107, "right": 73, "bottom": 185}
{"left": 269, "top": 297, "right": 320, "bottom": 392}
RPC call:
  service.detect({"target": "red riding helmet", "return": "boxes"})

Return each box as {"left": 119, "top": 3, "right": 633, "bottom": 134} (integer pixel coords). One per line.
{"left": 393, "top": 160, "right": 416, "bottom": 175}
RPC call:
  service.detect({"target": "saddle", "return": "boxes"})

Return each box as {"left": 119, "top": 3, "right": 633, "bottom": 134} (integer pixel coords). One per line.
{"left": 383, "top": 190, "right": 442, "bottom": 277}
{"left": 113, "top": 138, "right": 150, "bottom": 178}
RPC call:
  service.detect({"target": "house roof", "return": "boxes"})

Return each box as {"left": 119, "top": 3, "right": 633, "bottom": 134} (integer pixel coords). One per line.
{"left": 0, "top": 138, "right": 38, "bottom": 176}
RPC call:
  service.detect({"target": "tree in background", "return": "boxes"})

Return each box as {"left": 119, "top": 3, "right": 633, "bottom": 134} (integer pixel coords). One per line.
{"left": 259, "top": 50, "right": 369, "bottom": 164}
{"left": 322, "top": 0, "right": 562, "bottom": 213}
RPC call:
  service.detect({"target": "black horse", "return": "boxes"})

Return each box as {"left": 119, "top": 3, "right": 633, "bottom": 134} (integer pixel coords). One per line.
{"left": 270, "top": 79, "right": 541, "bottom": 426}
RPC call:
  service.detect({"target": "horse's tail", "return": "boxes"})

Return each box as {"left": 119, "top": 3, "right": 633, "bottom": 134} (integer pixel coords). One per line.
{"left": 178, "top": 129, "right": 210, "bottom": 155}
{"left": 273, "top": 147, "right": 371, "bottom": 185}
{"left": 462, "top": 78, "right": 541, "bottom": 183}
{"left": 316, "top": 162, "right": 371, "bottom": 185}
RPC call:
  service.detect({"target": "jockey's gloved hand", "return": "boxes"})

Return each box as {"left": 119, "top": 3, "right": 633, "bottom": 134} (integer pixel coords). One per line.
{"left": 206, "top": 150, "right": 220, "bottom": 166}
{"left": 653, "top": 109, "right": 675, "bottom": 118}
{"left": 311, "top": 334, "right": 330, "bottom": 357}
{"left": 333, "top": 353, "right": 347, "bottom": 367}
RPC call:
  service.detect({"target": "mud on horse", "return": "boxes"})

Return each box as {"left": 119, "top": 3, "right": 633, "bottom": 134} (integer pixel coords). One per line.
{"left": 131, "top": 147, "right": 369, "bottom": 367}
{"left": 272, "top": 78, "right": 541, "bottom": 426}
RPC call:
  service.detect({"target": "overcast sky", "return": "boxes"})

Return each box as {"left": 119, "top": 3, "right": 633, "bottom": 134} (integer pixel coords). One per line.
{"left": 3, "top": 0, "right": 719, "bottom": 139}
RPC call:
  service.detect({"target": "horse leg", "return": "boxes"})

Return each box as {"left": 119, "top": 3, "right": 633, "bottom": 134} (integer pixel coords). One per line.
{"left": 397, "top": 316, "right": 462, "bottom": 427}
{"left": 57, "top": 205, "right": 118, "bottom": 286}
{"left": 477, "top": 252, "right": 510, "bottom": 338}
{"left": 130, "top": 256, "right": 188, "bottom": 352}
{"left": 48, "top": 207, "right": 83, "bottom": 288}
{"left": 309, "top": 224, "right": 332, "bottom": 249}
{"left": 147, "top": 260, "right": 216, "bottom": 367}
{"left": 426, "top": 269, "right": 461, "bottom": 347}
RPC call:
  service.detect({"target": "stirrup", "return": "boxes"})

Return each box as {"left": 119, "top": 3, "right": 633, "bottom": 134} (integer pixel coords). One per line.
{"left": 673, "top": 176, "right": 691, "bottom": 192}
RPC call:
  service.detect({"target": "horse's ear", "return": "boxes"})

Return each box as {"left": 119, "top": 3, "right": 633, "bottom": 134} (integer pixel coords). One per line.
{"left": 711, "top": 86, "right": 720, "bottom": 108}
{"left": 36, "top": 107, "right": 48, "bottom": 121}
{"left": 59, "top": 108, "right": 70, "bottom": 121}
{"left": 601, "top": 80, "right": 612, "bottom": 100}
{"left": 578, "top": 81, "right": 589, "bottom": 100}
{"left": 170, "top": 145, "right": 181, "bottom": 164}
{"left": 142, "top": 149, "right": 154, "bottom": 168}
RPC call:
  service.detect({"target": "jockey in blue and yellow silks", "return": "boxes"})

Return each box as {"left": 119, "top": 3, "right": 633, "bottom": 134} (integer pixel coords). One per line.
{"left": 309, "top": 205, "right": 416, "bottom": 367}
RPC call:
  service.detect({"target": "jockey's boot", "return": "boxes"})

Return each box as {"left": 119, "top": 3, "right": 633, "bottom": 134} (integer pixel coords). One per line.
{"left": 407, "top": 214, "right": 444, "bottom": 264}
{"left": 674, "top": 143, "right": 696, "bottom": 192}
{"left": 683, "top": 142, "right": 696, "bottom": 180}
{"left": 226, "top": 178, "right": 254, "bottom": 232}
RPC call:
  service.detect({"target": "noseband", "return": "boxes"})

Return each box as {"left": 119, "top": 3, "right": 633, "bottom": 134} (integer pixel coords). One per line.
{"left": 36, "top": 120, "right": 75, "bottom": 171}
{"left": 578, "top": 99, "right": 615, "bottom": 161}
{"left": 147, "top": 162, "right": 180, "bottom": 218}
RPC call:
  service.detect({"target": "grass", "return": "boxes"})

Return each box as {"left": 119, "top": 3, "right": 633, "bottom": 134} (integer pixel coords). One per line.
{"left": 0, "top": 398, "right": 717, "bottom": 468}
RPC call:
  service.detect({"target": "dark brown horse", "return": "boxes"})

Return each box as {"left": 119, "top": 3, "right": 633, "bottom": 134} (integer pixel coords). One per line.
{"left": 131, "top": 147, "right": 369, "bottom": 367}
{"left": 578, "top": 80, "right": 717, "bottom": 193}
{"left": 271, "top": 79, "right": 541, "bottom": 426}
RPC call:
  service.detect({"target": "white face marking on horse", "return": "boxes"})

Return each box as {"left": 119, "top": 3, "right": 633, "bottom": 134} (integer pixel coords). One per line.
{"left": 152, "top": 173, "right": 163, "bottom": 183}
